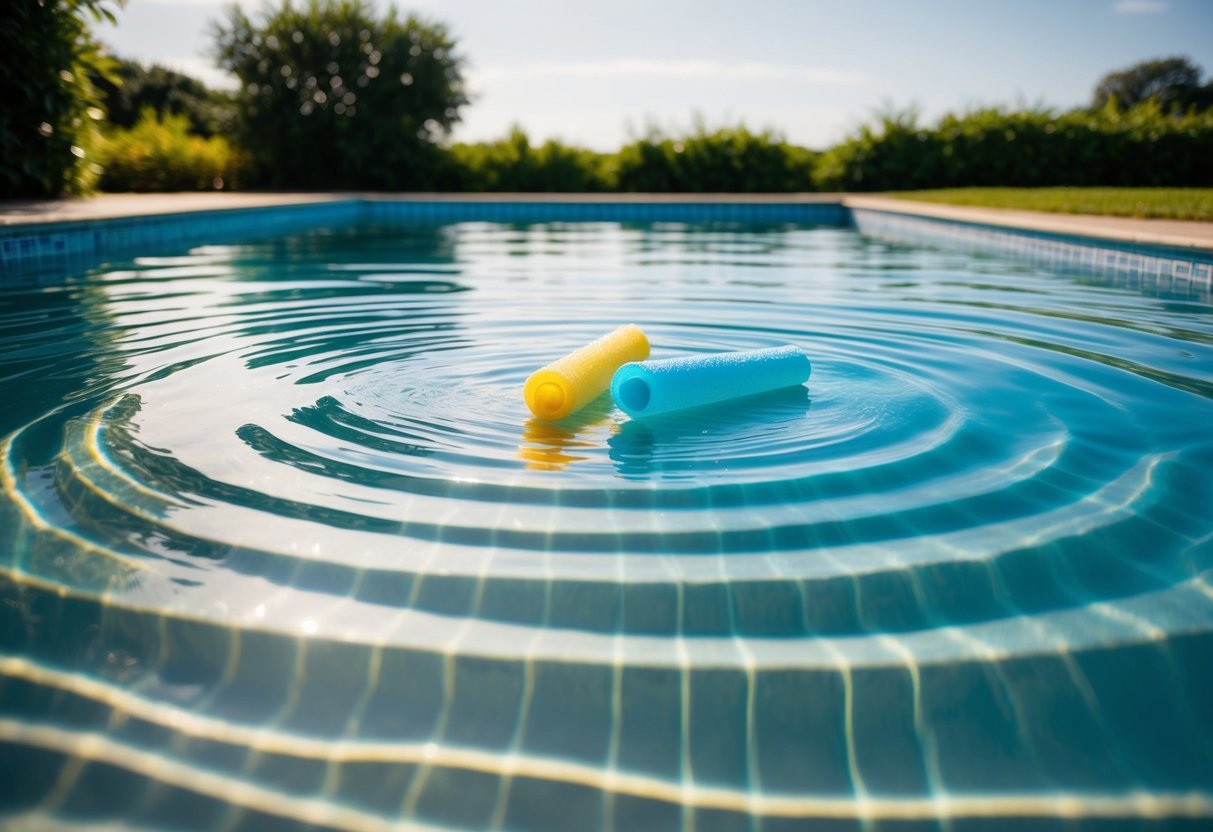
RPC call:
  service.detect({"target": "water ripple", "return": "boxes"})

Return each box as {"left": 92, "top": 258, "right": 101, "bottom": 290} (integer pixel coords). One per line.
{"left": 2, "top": 221, "right": 1212, "bottom": 830}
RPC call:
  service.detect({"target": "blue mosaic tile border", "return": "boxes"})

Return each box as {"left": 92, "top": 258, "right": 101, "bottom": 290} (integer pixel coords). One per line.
{"left": 850, "top": 207, "right": 1213, "bottom": 299}
{"left": 364, "top": 199, "right": 849, "bottom": 225}
{"left": 4, "top": 197, "right": 1210, "bottom": 294}
{"left": 0, "top": 200, "right": 848, "bottom": 275}
{"left": 0, "top": 200, "right": 362, "bottom": 275}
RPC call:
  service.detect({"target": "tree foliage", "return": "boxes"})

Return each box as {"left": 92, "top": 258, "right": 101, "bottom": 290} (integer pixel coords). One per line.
{"left": 212, "top": 0, "right": 467, "bottom": 189}
{"left": 1, "top": 0, "right": 121, "bottom": 197}
{"left": 1091, "top": 56, "right": 1212, "bottom": 112}
{"left": 93, "top": 57, "right": 236, "bottom": 137}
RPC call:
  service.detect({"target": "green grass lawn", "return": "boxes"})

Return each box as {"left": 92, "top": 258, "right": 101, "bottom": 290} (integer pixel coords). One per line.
{"left": 890, "top": 188, "right": 1213, "bottom": 222}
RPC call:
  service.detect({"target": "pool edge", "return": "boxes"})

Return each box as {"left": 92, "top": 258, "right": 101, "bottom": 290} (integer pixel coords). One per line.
{"left": 2, "top": 193, "right": 1211, "bottom": 278}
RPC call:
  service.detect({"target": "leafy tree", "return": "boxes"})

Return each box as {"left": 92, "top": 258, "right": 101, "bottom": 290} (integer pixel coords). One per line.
{"left": 1, "top": 0, "right": 121, "bottom": 197}
{"left": 93, "top": 57, "right": 236, "bottom": 137}
{"left": 1091, "top": 56, "right": 1210, "bottom": 111}
{"left": 212, "top": 0, "right": 467, "bottom": 189}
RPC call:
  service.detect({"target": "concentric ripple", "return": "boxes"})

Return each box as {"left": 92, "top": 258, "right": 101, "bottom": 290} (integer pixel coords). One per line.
{"left": 2, "top": 220, "right": 1212, "bottom": 831}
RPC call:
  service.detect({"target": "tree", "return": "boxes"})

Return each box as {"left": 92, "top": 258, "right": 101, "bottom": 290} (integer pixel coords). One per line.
{"left": 212, "top": 0, "right": 468, "bottom": 189}
{"left": 93, "top": 57, "right": 235, "bottom": 137}
{"left": 1091, "top": 56, "right": 1209, "bottom": 111}
{"left": 1, "top": 0, "right": 121, "bottom": 197}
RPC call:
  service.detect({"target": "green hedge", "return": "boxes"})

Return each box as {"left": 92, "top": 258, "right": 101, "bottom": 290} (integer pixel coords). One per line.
{"left": 447, "top": 128, "right": 611, "bottom": 192}
{"left": 442, "top": 125, "right": 817, "bottom": 193}
{"left": 615, "top": 126, "right": 816, "bottom": 192}
{"left": 89, "top": 85, "right": 1213, "bottom": 195}
{"left": 459, "top": 104, "right": 1213, "bottom": 193}
{"left": 815, "top": 101, "right": 1213, "bottom": 191}
{"left": 98, "top": 110, "right": 243, "bottom": 191}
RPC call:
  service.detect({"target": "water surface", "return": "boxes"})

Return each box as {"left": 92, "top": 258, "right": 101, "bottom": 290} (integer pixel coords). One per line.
{"left": 1, "top": 220, "right": 1211, "bottom": 830}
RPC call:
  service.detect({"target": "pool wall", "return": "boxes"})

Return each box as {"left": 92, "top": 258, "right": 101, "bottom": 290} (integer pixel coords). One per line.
{"left": 0, "top": 200, "right": 361, "bottom": 274}
{"left": 0, "top": 197, "right": 847, "bottom": 274}
{"left": 850, "top": 206, "right": 1213, "bottom": 293}
{"left": 1, "top": 195, "right": 1211, "bottom": 284}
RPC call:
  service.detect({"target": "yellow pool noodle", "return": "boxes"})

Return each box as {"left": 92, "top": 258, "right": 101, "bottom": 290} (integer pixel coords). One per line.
{"left": 524, "top": 324, "right": 650, "bottom": 420}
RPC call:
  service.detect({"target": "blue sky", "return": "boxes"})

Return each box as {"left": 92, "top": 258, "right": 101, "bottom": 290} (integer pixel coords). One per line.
{"left": 100, "top": 0, "right": 1213, "bottom": 150}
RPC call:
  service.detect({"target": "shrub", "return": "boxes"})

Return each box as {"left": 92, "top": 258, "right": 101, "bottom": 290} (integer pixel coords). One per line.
{"left": 814, "top": 101, "right": 1213, "bottom": 191}
{"left": 98, "top": 110, "right": 243, "bottom": 191}
{"left": 213, "top": 0, "right": 468, "bottom": 189}
{"left": 447, "top": 128, "right": 611, "bottom": 191}
{"left": 1, "top": 0, "right": 119, "bottom": 197}
{"left": 615, "top": 125, "right": 817, "bottom": 192}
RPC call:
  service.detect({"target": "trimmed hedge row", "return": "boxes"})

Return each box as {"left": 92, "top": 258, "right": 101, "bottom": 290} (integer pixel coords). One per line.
{"left": 813, "top": 102, "right": 1213, "bottom": 191}
{"left": 418, "top": 103, "right": 1213, "bottom": 193}
{"left": 94, "top": 101, "right": 1213, "bottom": 193}
{"left": 441, "top": 125, "right": 818, "bottom": 193}
{"left": 613, "top": 126, "right": 817, "bottom": 193}
{"left": 446, "top": 128, "right": 611, "bottom": 192}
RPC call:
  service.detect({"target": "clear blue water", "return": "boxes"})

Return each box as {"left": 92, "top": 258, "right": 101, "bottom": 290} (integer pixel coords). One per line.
{"left": 1, "top": 220, "right": 1211, "bottom": 831}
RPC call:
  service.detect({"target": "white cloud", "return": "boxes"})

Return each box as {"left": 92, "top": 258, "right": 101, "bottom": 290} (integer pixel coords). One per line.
{"left": 1112, "top": 0, "right": 1168, "bottom": 13}
{"left": 466, "top": 59, "right": 864, "bottom": 91}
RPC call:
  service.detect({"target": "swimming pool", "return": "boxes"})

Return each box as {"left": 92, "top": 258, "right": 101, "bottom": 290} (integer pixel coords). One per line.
{"left": 1, "top": 204, "right": 1211, "bottom": 830}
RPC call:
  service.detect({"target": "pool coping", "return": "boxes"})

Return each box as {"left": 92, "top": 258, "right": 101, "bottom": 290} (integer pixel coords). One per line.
{"left": 2, "top": 192, "right": 1211, "bottom": 277}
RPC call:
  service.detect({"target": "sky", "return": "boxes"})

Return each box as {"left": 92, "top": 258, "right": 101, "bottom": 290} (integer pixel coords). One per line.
{"left": 99, "top": 0, "right": 1213, "bottom": 151}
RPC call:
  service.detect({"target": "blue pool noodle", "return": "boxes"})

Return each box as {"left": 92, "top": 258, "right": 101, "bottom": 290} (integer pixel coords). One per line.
{"left": 611, "top": 345, "right": 811, "bottom": 418}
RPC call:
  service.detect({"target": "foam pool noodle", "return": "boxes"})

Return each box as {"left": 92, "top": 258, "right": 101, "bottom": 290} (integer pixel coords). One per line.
{"left": 610, "top": 345, "right": 811, "bottom": 419}
{"left": 524, "top": 324, "right": 650, "bottom": 420}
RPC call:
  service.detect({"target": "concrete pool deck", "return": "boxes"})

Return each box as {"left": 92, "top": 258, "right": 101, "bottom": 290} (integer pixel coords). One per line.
{"left": 1, "top": 191, "right": 1211, "bottom": 251}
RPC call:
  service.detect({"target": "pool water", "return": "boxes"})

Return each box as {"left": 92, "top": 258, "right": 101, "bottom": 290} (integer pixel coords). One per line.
{"left": 1, "top": 219, "right": 1211, "bottom": 830}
